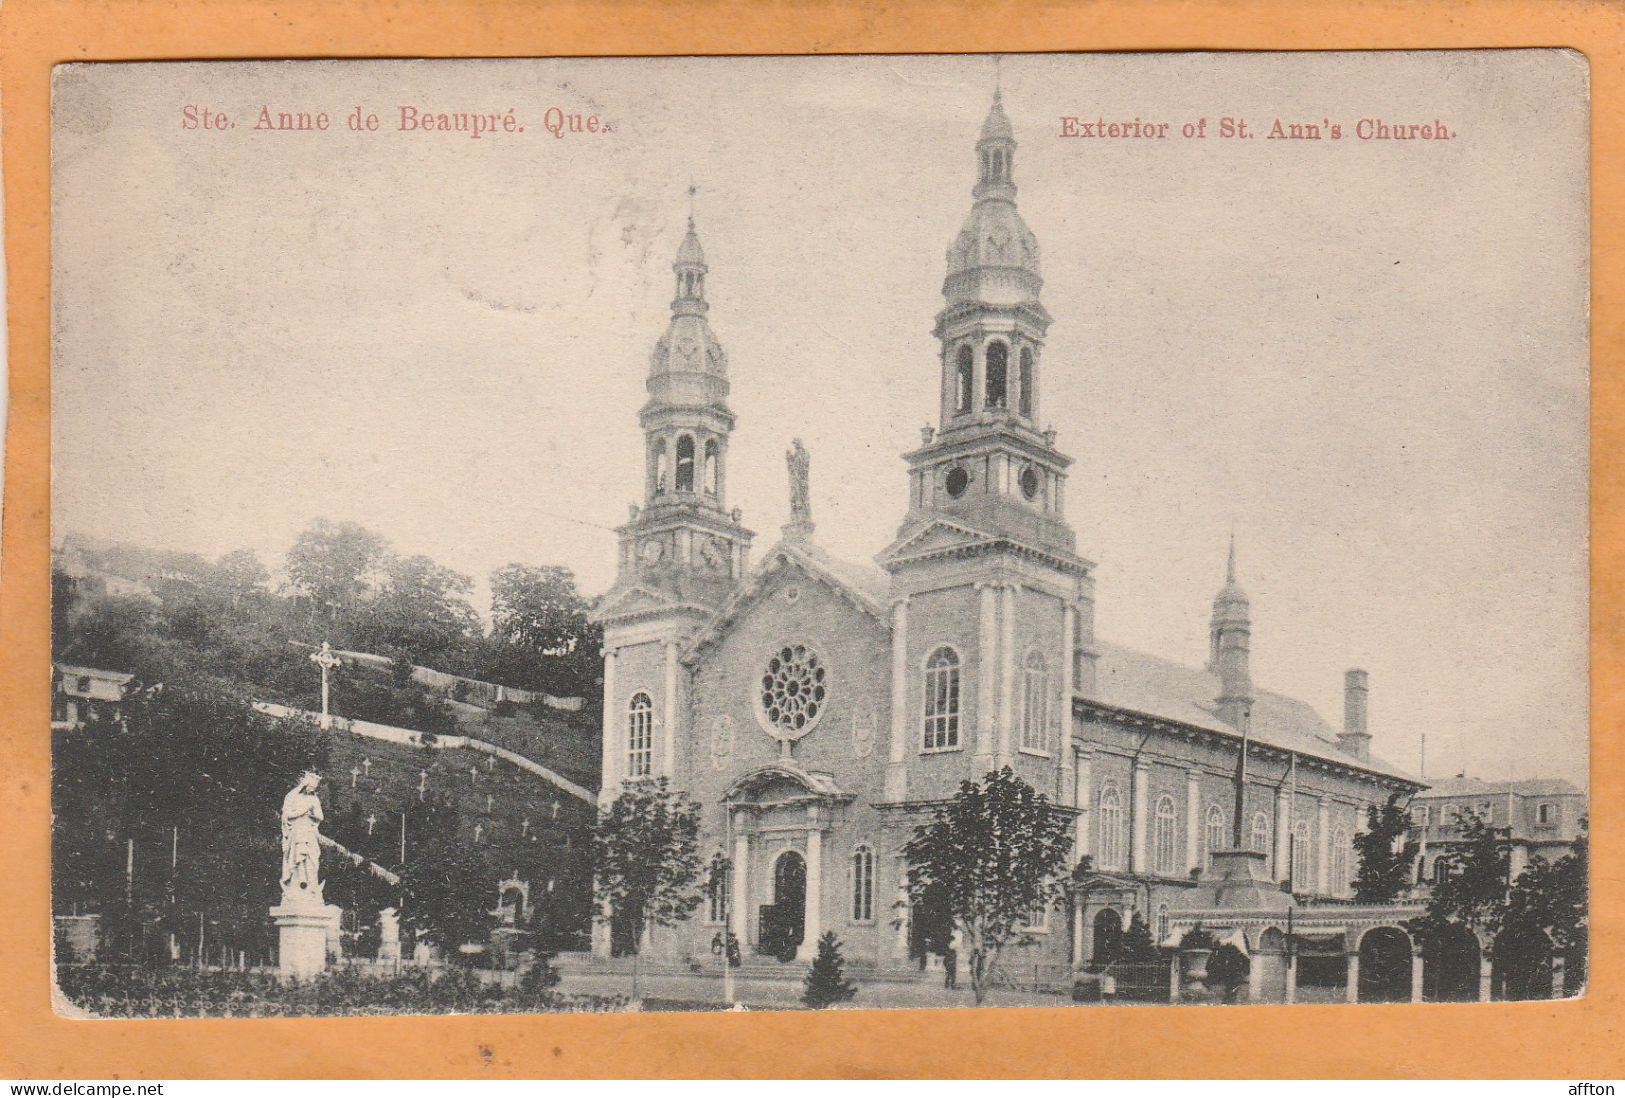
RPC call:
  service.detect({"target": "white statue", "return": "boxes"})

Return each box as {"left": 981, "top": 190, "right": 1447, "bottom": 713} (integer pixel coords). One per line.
{"left": 280, "top": 771, "right": 326, "bottom": 904}
{"left": 786, "top": 438, "right": 812, "bottom": 525}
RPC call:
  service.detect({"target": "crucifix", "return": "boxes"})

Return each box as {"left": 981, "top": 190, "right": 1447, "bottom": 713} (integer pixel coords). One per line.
{"left": 473, "top": 823, "right": 484, "bottom": 843}
{"left": 362, "top": 757, "right": 371, "bottom": 776}
{"left": 486, "top": 793, "right": 494, "bottom": 814}
{"left": 309, "top": 641, "right": 342, "bottom": 730}
{"left": 418, "top": 770, "right": 428, "bottom": 801}
{"left": 350, "top": 766, "right": 360, "bottom": 789}
{"left": 469, "top": 766, "right": 479, "bottom": 783}
{"left": 521, "top": 817, "right": 530, "bottom": 838}
{"left": 549, "top": 801, "right": 560, "bottom": 821}
{"left": 366, "top": 813, "right": 377, "bottom": 835}
{"left": 486, "top": 755, "right": 495, "bottom": 771}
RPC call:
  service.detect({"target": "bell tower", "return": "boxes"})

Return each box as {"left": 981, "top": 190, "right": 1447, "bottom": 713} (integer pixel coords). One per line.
{"left": 610, "top": 213, "right": 754, "bottom": 599}
{"left": 879, "top": 91, "right": 1096, "bottom": 804}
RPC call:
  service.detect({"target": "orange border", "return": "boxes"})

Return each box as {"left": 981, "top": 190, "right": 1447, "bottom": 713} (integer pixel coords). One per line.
{"left": 3, "top": 0, "right": 1621, "bottom": 1079}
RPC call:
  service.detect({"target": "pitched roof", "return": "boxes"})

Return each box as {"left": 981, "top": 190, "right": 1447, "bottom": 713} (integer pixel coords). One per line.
{"left": 1085, "top": 641, "right": 1421, "bottom": 786}
{"left": 1414, "top": 775, "right": 1585, "bottom": 799}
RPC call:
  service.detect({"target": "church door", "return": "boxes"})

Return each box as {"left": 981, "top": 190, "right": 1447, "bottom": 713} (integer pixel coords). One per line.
{"left": 764, "top": 851, "right": 806, "bottom": 961}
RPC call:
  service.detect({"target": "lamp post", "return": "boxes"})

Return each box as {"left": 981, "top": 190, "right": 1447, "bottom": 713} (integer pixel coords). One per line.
{"left": 309, "top": 641, "right": 342, "bottom": 729}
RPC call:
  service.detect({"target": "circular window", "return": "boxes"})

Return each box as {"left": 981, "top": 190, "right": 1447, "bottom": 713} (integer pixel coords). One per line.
{"left": 759, "top": 644, "right": 828, "bottom": 737}
{"left": 1020, "top": 465, "right": 1040, "bottom": 501}
{"left": 945, "top": 466, "right": 969, "bottom": 498}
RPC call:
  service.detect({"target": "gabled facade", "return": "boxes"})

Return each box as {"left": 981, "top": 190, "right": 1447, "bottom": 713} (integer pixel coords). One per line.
{"left": 589, "top": 92, "right": 1424, "bottom": 976}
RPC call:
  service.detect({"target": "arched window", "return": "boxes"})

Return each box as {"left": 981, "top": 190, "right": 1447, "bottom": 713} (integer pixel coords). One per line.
{"left": 1330, "top": 828, "right": 1350, "bottom": 896}
{"left": 985, "top": 342, "right": 1008, "bottom": 409}
{"left": 955, "top": 345, "right": 973, "bottom": 414}
{"left": 1250, "top": 811, "right": 1270, "bottom": 854}
{"left": 850, "top": 844, "right": 875, "bottom": 922}
{"left": 707, "top": 852, "right": 730, "bottom": 923}
{"left": 1205, "top": 804, "right": 1226, "bottom": 868}
{"left": 654, "top": 444, "right": 669, "bottom": 494}
{"left": 626, "top": 692, "right": 654, "bottom": 778}
{"left": 1098, "top": 784, "right": 1125, "bottom": 871}
{"left": 1019, "top": 347, "right": 1034, "bottom": 416}
{"left": 703, "top": 439, "right": 719, "bottom": 496}
{"left": 1291, "top": 820, "right": 1312, "bottom": 889}
{"left": 1156, "top": 904, "right": 1171, "bottom": 944}
{"left": 922, "top": 647, "right": 961, "bottom": 750}
{"left": 1020, "top": 650, "right": 1050, "bottom": 753}
{"left": 1154, "top": 795, "right": 1178, "bottom": 876}
{"left": 675, "top": 435, "right": 695, "bottom": 493}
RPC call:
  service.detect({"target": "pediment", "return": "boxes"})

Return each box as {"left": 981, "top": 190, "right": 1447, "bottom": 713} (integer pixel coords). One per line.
{"left": 591, "top": 583, "right": 679, "bottom": 623}
{"left": 878, "top": 518, "right": 998, "bottom": 565}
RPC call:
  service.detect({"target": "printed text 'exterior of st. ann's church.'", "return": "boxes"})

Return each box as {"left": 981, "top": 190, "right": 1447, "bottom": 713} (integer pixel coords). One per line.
{"left": 588, "top": 91, "right": 1423, "bottom": 982}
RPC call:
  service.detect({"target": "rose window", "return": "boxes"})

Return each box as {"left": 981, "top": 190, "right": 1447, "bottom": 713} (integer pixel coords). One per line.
{"left": 759, "top": 644, "right": 827, "bottom": 735}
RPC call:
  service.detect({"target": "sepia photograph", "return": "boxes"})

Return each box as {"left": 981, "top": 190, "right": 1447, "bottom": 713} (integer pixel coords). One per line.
{"left": 48, "top": 51, "right": 1588, "bottom": 1020}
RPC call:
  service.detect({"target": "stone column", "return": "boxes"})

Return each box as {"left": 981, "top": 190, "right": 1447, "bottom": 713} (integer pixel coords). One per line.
{"left": 997, "top": 583, "right": 1017, "bottom": 766}
{"left": 1248, "top": 947, "right": 1264, "bottom": 1002}
{"left": 1285, "top": 951, "right": 1298, "bottom": 1004}
{"left": 599, "top": 648, "right": 619, "bottom": 806}
{"left": 1316, "top": 798, "right": 1330, "bottom": 895}
{"left": 1071, "top": 898, "right": 1086, "bottom": 967}
{"left": 731, "top": 815, "right": 751, "bottom": 947}
{"left": 1274, "top": 788, "right": 1291, "bottom": 882}
{"left": 1131, "top": 761, "right": 1149, "bottom": 874}
{"left": 886, "top": 597, "right": 910, "bottom": 801}
{"left": 1345, "top": 952, "right": 1360, "bottom": 1003}
{"left": 1185, "top": 770, "right": 1202, "bottom": 876}
{"left": 1075, "top": 749, "right": 1092, "bottom": 861}
{"left": 975, "top": 583, "right": 997, "bottom": 769}
{"left": 799, "top": 811, "right": 824, "bottom": 961}
{"left": 1410, "top": 948, "right": 1425, "bottom": 1002}
{"left": 1478, "top": 946, "right": 1493, "bottom": 1002}
{"left": 1059, "top": 603, "right": 1076, "bottom": 798}
{"left": 663, "top": 639, "right": 679, "bottom": 779}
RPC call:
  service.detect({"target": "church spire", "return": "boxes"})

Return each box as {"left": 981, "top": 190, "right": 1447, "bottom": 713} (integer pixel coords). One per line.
{"left": 1211, "top": 539, "right": 1253, "bottom": 729}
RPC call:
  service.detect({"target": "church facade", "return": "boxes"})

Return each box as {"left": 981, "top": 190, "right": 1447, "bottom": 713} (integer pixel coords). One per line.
{"left": 590, "top": 91, "right": 1423, "bottom": 976}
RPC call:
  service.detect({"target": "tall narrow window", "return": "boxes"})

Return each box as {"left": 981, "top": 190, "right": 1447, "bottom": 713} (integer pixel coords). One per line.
{"left": 985, "top": 342, "right": 1008, "bottom": 409}
{"left": 1154, "top": 795, "right": 1178, "bottom": 876}
{"left": 1019, "top": 347, "right": 1034, "bottom": 416}
{"left": 1330, "top": 828, "right": 1350, "bottom": 896}
{"left": 1250, "top": 811, "right": 1270, "bottom": 854}
{"left": 675, "top": 435, "right": 695, "bottom": 493}
{"left": 1156, "top": 904, "right": 1171, "bottom": 944}
{"left": 1098, "top": 784, "right": 1125, "bottom": 871}
{"left": 654, "top": 445, "right": 669, "bottom": 494}
{"left": 703, "top": 439, "right": 720, "bottom": 496}
{"left": 1020, "top": 650, "right": 1050, "bottom": 753}
{"left": 1205, "top": 804, "right": 1226, "bottom": 868}
{"left": 626, "top": 692, "right": 654, "bottom": 778}
{"left": 955, "top": 345, "right": 973, "bottom": 414}
{"left": 850, "top": 844, "right": 875, "bottom": 922}
{"left": 1291, "top": 820, "right": 1311, "bottom": 889}
{"left": 922, "top": 647, "right": 961, "bottom": 750}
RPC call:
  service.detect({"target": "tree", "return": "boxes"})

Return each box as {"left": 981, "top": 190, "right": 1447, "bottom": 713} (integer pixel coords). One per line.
{"left": 284, "top": 519, "right": 389, "bottom": 625}
{"left": 901, "top": 767, "right": 1072, "bottom": 1004}
{"left": 396, "top": 799, "right": 499, "bottom": 964}
{"left": 1498, "top": 818, "right": 1587, "bottom": 997}
{"left": 210, "top": 549, "right": 270, "bottom": 608}
{"left": 591, "top": 778, "right": 703, "bottom": 999}
{"left": 802, "top": 931, "right": 858, "bottom": 1009}
{"left": 488, "top": 563, "right": 602, "bottom": 695}
{"left": 361, "top": 554, "right": 478, "bottom": 661}
{"left": 1352, "top": 793, "right": 1420, "bottom": 902}
{"left": 1408, "top": 811, "right": 1509, "bottom": 990}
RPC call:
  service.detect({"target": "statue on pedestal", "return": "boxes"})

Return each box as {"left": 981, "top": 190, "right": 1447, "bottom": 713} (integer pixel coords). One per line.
{"left": 784, "top": 438, "right": 815, "bottom": 539}
{"left": 280, "top": 771, "right": 326, "bottom": 905}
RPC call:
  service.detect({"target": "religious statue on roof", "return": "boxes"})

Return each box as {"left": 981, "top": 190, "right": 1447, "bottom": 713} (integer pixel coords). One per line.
{"left": 786, "top": 438, "right": 812, "bottom": 527}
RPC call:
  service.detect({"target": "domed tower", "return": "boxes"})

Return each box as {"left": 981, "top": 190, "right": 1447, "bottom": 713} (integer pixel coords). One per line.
{"left": 610, "top": 215, "right": 753, "bottom": 598}
{"left": 879, "top": 91, "right": 1095, "bottom": 801}
{"left": 1210, "top": 537, "right": 1253, "bottom": 730}
{"left": 592, "top": 214, "right": 754, "bottom": 819}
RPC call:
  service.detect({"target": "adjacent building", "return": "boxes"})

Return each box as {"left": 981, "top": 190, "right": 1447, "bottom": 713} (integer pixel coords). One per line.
{"left": 1411, "top": 775, "right": 1587, "bottom": 886}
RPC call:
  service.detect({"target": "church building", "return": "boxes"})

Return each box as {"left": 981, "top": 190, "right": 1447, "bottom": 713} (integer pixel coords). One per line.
{"left": 590, "top": 90, "right": 1423, "bottom": 976}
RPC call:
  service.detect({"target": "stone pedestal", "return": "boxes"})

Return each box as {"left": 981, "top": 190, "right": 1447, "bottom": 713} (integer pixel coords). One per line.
{"left": 1205, "top": 849, "right": 1292, "bottom": 911}
{"left": 271, "top": 902, "right": 342, "bottom": 981}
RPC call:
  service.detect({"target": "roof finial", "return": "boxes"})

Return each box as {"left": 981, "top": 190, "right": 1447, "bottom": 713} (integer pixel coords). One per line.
{"left": 993, "top": 54, "right": 1003, "bottom": 102}
{"left": 687, "top": 182, "right": 697, "bottom": 230}
{"left": 1226, "top": 530, "right": 1237, "bottom": 585}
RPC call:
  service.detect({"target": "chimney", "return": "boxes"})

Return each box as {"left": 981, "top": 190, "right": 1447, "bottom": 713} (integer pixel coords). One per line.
{"left": 1339, "top": 669, "right": 1372, "bottom": 761}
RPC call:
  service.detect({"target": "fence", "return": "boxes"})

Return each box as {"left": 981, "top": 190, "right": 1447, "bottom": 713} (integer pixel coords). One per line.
{"left": 986, "top": 960, "right": 1075, "bottom": 995}
{"left": 1105, "top": 958, "right": 1174, "bottom": 1003}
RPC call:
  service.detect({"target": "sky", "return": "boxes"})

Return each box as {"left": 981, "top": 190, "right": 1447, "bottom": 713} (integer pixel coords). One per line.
{"left": 51, "top": 52, "right": 1589, "bottom": 787}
